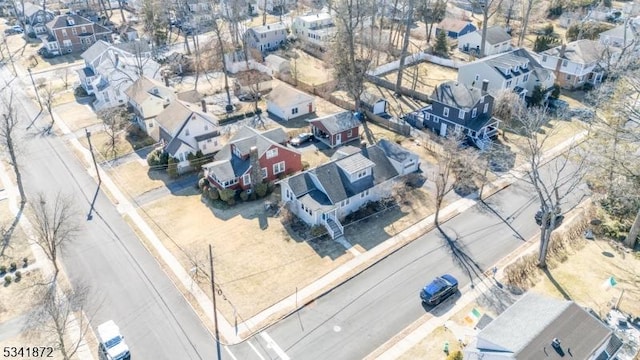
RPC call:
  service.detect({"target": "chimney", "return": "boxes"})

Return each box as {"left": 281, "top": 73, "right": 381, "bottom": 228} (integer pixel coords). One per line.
{"left": 201, "top": 99, "right": 207, "bottom": 113}
{"left": 164, "top": 76, "right": 170, "bottom": 87}
{"left": 114, "top": 53, "right": 119, "bottom": 67}
{"left": 249, "top": 146, "right": 262, "bottom": 187}
{"left": 481, "top": 79, "right": 489, "bottom": 93}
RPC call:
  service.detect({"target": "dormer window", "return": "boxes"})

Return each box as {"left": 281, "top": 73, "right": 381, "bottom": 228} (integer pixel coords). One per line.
{"left": 443, "top": 107, "right": 449, "bottom": 117}
{"left": 472, "top": 108, "right": 477, "bottom": 118}
{"left": 266, "top": 148, "right": 278, "bottom": 159}
{"left": 562, "top": 59, "right": 568, "bottom": 67}
{"left": 522, "top": 62, "right": 528, "bottom": 69}
{"left": 458, "top": 110, "right": 465, "bottom": 119}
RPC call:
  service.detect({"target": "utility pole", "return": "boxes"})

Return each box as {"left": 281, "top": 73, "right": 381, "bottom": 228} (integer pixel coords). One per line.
{"left": 27, "top": 68, "right": 43, "bottom": 110}
{"left": 209, "top": 244, "right": 223, "bottom": 360}
{"left": 86, "top": 128, "right": 102, "bottom": 220}
{"left": 3, "top": 37, "right": 17, "bottom": 76}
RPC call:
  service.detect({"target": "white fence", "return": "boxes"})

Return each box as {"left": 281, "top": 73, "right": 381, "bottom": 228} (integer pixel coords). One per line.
{"left": 367, "top": 52, "right": 463, "bottom": 76}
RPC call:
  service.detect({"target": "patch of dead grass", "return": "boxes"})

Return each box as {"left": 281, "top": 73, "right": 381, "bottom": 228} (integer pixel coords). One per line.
{"left": 77, "top": 130, "right": 136, "bottom": 161}
{"left": 106, "top": 161, "right": 165, "bottom": 200}
{"left": 397, "top": 325, "right": 463, "bottom": 360}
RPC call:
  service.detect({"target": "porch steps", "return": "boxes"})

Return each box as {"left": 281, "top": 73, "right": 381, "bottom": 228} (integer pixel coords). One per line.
{"left": 325, "top": 218, "right": 343, "bottom": 238}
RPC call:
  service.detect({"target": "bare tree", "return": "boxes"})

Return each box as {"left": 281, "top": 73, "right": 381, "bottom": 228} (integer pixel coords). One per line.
{"left": 517, "top": 0, "right": 538, "bottom": 46}
{"left": 394, "top": 0, "right": 415, "bottom": 92}
{"left": 30, "top": 193, "right": 79, "bottom": 277}
{"left": 417, "top": 0, "right": 447, "bottom": 44}
{"left": 210, "top": 18, "right": 234, "bottom": 111}
{"left": 330, "top": 0, "right": 375, "bottom": 111}
{"left": 98, "top": 107, "right": 129, "bottom": 159}
{"left": 39, "top": 83, "right": 57, "bottom": 129}
{"left": 57, "top": 68, "right": 71, "bottom": 90}
{"left": 26, "top": 283, "right": 93, "bottom": 360}
{"left": 511, "top": 107, "right": 588, "bottom": 267}
{"left": 0, "top": 90, "right": 26, "bottom": 206}
{"left": 492, "top": 88, "right": 524, "bottom": 138}
{"left": 432, "top": 134, "right": 480, "bottom": 225}
{"left": 469, "top": 0, "right": 505, "bottom": 57}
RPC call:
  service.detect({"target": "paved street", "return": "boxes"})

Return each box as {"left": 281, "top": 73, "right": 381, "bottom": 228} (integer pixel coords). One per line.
{"left": 228, "top": 159, "right": 588, "bottom": 359}
{"left": 0, "top": 66, "right": 218, "bottom": 359}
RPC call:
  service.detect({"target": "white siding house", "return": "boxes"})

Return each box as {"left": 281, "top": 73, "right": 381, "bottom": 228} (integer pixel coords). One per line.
{"left": 458, "top": 26, "right": 512, "bottom": 57}
{"left": 537, "top": 40, "right": 613, "bottom": 89}
{"left": 265, "top": 84, "right": 315, "bottom": 120}
{"left": 244, "top": 22, "right": 287, "bottom": 53}
{"left": 292, "top": 12, "right": 336, "bottom": 48}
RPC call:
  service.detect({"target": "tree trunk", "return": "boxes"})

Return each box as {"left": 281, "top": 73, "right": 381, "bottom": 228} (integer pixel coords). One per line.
{"left": 538, "top": 225, "right": 551, "bottom": 268}
{"left": 518, "top": 0, "right": 534, "bottom": 46}
{"left": 117, "top": 0, "right": 126, "bottom": 24}
{"left": 6, "top": 137, "right": 25, "bottom": 205}
{"left": 480, "top": 7, "right": 489, "bottom": 57}
{"left": 624, "top": 208, "right": 640, "bottom": 248}
{"left": 394, "top": 0, "right": 414, "bottom": 93}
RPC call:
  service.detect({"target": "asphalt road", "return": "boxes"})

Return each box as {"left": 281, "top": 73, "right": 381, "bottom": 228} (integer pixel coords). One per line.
{"left": 230, "top": 159, "right": 589, "bottom": 359}
{"left": 0, "top": 66, "right": 218, "bottom": 359}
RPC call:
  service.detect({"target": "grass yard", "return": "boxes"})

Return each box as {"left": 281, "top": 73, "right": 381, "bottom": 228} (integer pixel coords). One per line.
{"left": 106, "top": 160, "right": 166, "bottom": 200}
{"left": 397, "top": 326, "right": 463, "bottom": 360}
{"left": 503, "top": 117, "right": 587, "bottom": 156}
{"left": 138, "top": 194, "right": 354, "bottom": 320}
{"left": 53, "top": 101, "right": 101, "bottom": 132}
{"left": 289, "top": 49, "right": 334, "bottom": 86}
{"left": 77, "top": 130, "right": 136, "bottom": 162}
{"left": 382, "top": 62, "right": 458, "bottom": 100}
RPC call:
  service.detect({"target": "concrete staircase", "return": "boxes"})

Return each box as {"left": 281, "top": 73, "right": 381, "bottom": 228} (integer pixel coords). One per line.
{"left": 325, "top": 217, "right": 343, "bottom": 239}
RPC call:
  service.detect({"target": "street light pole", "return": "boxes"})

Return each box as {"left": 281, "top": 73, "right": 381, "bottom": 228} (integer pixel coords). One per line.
{"left": 209, "top": 244, "right": 223, "bottom": 360}
{"left": 28, "top": 68, "right": 43, "bottom": 110}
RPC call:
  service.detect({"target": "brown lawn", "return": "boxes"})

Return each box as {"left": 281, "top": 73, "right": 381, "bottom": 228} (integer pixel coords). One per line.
{"left": 106, "top": 160, "right": 166, "bottom": 200}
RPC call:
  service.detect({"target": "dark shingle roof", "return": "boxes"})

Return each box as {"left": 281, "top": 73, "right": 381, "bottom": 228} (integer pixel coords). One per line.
{"left": 437, "top": 18, "right": 473, "bottom": 33}
{"left": 376, "top": 139, "right": 414, "bottom": 162}
{"left": 542, "top": 39, "right": 607, "bottom": 64}
{"left": 431, "top": 81, "right": 483, "bottom": 110}
{"left": 313, "top": 163, "right": 349, "bottom": 203}
{"left": 288, "top": 173, "right": 317, "bottom": 197}
{"left": 81, "top": 40, "right": 111, "bottom": 63}
{"left": 483, "top": 26, "right": 512, "bottom": 45}
{"left": 309, "top": 111, "right": 360, "bottom": 135}
{"left": 361, "top": 145, "right": 398, "bottom": 185}
{"left": 47, "top": 14, "right": 92, "bottom": 29}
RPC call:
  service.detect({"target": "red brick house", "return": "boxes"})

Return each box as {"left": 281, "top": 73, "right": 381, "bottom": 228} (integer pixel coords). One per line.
{"left": 309, "top": 111, "right": 361, "bottom": 148}
{"left": 43, "top": 14, "right": 111, "bottom": 56}
{"left": 202, "top": 126, "right": 302, "bottom": 190}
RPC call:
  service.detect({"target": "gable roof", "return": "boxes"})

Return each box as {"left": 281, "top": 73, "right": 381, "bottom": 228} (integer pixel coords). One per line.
{"left": 542, "top": 40, "right": 606, "bottom": 64}
{"left": 599, "top": 23, "right": 636, "bottom": 40}
{"left": 476, "top": 292, "right": 612, "bottom": 359}
{"left": 283, "top": 141, "right": 404, "bottom": 207}
{"left": 249, "top": 22, "right": 287, "bottom": 34}
{"left": 376, "top": 139, "right": 416, "bottom": 163}
{"left": 81, "top": 40, "right": 111, "bottom": 64}
{"left": 124, "top": 76, "right": 175, "bottom": 105}
{"left": 431, "top": 81, "right": 483, "bottom": 110}
{"left": 156, "top": 100, "right": 216, "bottom": 135}
{"left": 296, "top": 12, "right": 333, "bottom": 24}
{"left": 22, "top": 2, "right": 51, "bottom": 17}
{"left": 482, "top": 26, "right": 512, "bottom": 45}
{"left": 265, "top": 84, "right": 315, "bottom": 109}
{"left": 47, "top": 14, "right": 92, "bottom": 29}
{"left": 309, "top": 111, "right": 360, "bottom": 135}
{"left": 437, "top": 18, "right": 474, "bottom": 33}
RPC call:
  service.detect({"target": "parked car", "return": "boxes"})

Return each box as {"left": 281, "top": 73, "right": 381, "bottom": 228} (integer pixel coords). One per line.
{"left": 290, "top": 133, "right": 314, "bottom": 146}
{"left": 237, "top": 92, "right": 260, "bottom": 102}
{"left": 420, "top": 274, "right": 458, "bottom": 305}
{"left": 535, "top": 207, "right": 564, "bottom": 228}
{"left": 4, "top": 25, "right": 23, "bottom": 35}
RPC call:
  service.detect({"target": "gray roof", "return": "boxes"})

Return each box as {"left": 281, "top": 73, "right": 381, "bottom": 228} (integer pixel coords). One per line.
{"left": 114, "top": 40, "right": 152, "bottom": 55}
{"left": 81, "top": 40, "right": 111, "bottom": 63}
{"left": 600, "top": 23, "right": 636, "bottom": 40}
{"left": 542, "top": 40, "right": 607, "bottom": 64}
{"left": 466, "top": 48, "right": 543, "bottom": 80}
{"left": 330, "top": 145, "right": 362, "bottom": 160}
{"left": 249, "top": 22, "right": 286, "bottom": 34}
{"left": 376, "top": 139, "right": 415, "bottom": 163}
{"left": 155, "top": 101, "right": 196, "bottom": 134}
{"left": 431, "top": 81, "right": 483, "bottom": 110}
{"left": 47, "top": 14, "right": 92, "bottom": 29}
{"left": 283, "top": 140, "right": 402, "bottom": 208}
{"left": 309, "top": 111, "right": 360, "bottom": 135}
{"left": 477, "top": 292, "right": 612, "bottom": 359}
{"left": 266, "top": 84, "right": 315, "bottom": 109}
{"left": 482, "top": 26, "right": 512, "bottom": 45}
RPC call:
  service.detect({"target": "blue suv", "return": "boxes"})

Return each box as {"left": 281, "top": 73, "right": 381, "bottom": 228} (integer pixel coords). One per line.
{"left": 420, "top": 274, "right": 458, "bottom": 305}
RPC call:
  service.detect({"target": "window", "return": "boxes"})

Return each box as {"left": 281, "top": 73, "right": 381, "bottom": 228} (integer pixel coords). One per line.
{"left": 433, "top": 117, "right": 439, "bottom": 123}
{"left": 443, "top": 107, "right": 449, "bottom": 117}
{"left": 204, "top": 124, "right": 209, "bottom": 131}
{"left": 483, "top": 103, "right": 489, "bottom": 113}
{"left": 566, "top": 74, "right": 572, "bottom": 80}
{"left": 562, "top": 59, "right": 568, "bottom": 67}
{"left": 261, "top": 167, "right": 267, "bottom": 178}
{"left": 424, "top": 113, "right": 430, "bottom": 121}
{"left": 72, "top": 27, "right": 77, "bottom": 35}
{"left": 266, "top": 148, "right": 278, "bottom": 159}
{"left": 242, "top": 173, "right": 251, "bottom": 185}
{"left": 458, "top": 110, "right": 465, "bottom": 119}
{"left": 474, "top": 74, "right": 480, "bottom": 81}
{"left": 291, "top": 107, "right": 298, "bottom": 115}
{"left": 472, "top": 108, "right": 477, "bottom": 118}
{"left": 506, "top": 80, "right": 512, "bottom": 87}
{"left": 347, "top": 129, "right": 353, "bottom": 137}
{"left": 273, "top": 161, "right": 285, "bottom": 174}
{"left": 185, "top": 128, "right": 190, "bottom": 136}
{"left": 81, "top": 26, "right": 87, "bottom": 33}
{"left": 542, "top": 55, "right": 548, "bottom": 62}
{"left": 62, "top": 29, "right": 68, "bottom": 37}
{"left": 523, "top": 74, "right": 529, "bottom": 82}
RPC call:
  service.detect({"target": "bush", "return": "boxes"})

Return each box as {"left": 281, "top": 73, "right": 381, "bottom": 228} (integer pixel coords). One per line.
{"left": 4, "top": 275, "right": 11, "bottom": 285}
{"left": 447, "top": 350, "right": 463, "bottom": 360}
{"left": 310, "top": 225, "right": 328, "bottom": 237}
{"left": 255, "top": 183, "right": 269, "bottom": 198}
{"left": 167, "top": 157, "right": 179, "bottom": 178}
{"left": 302, "top": 161, "right": 310, "bottom": 170}
{"left": 146, "top": 149, "right": 169, "bottom": 168}
{"left": 9, "top": 262, "right": 16, "bottom": 272}
{"left": 219, "top": 188, "right": 236, "bottom": 205}
{"left": 14, "top": 271, "right": 21, "bottom": 281}
{"left": 240, "top": 190, "right": 250, "bottom": 201}
{"left": 74, "top": 86, "right": 88, "bottom": 97}
{"left": 23, "top": 257, "right": 28, "bottom": 267}
{"left": 0, "top": 265, "right": 6, "bottom": 274}
{"left": 543, "top": 23, "right": 554, "bottom": 35}
{"left": 208, "top": 187, "right": 220, "bottom": 200}
{"left": 198, "top": 177, "right": 209, "bottom": 191}
{"left": 188, "top": 150, "right": 209, "bottom": 170}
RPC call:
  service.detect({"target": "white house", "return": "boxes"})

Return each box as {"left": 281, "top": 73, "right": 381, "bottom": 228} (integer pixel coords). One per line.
{"left": 257, "top": 0, "right": 296, "bottom": 13}
{"left": 264, "top": 54, "right": 291, "bottom": 73}
{"left": 458, "top": 26, "right": 512, "bottom": 57}
{"left": 279, "top": 139, "right": 420, "bottom": 239}
{"left": 125, "top": 76, "right": 176, "bottom": 141}
{"left": 537, "top": 40, "right": 614, "bottom": 89}
{"left": 265, "top": 84, "right": 315, "bottom": 120}
{"left": 599, "top": 22, "right": 638, "bottom": 48}
{"left": 292, "top": 12, "right": 336, "bottom": 48}
{"left": 77, "top": 40, "right": 161, "bottom": 110}
{"left": 457, "top": 48, "right": 556, "bottom": 100}
{"left": 155, "top": 100, "right": 223, "bottom": 172}
{"left": 244, "top": 22, "right": 287, "bottom": 53}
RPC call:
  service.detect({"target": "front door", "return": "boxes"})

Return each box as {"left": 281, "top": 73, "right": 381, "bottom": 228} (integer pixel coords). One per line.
{"left": 439, "top": 123, "right": 447, "bottom": 137}
{"left": 308, "top": 103, "right": 313, "bottom": 113}
{"left": 335, "top": 133, "right": 342, "bottom": 145}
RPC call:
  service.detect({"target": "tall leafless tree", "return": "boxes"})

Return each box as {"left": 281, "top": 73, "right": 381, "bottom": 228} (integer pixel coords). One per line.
{"left": 511, "top": 107, "right": 588, "bottom": 267}
{"left": 26, "top": 283, "right": 93, "bottom": 360}
{"left": 30, "top": 192, "right": 79, "bottom": 277}
{"left": 98, "top": 107, "right": 129, "bottom": 159}
{"left": 0, "top": 90, "right": 26, "bottom": 206}
{"left": 469, "top": 0, "right": 505, "bottom": 57}
{"left": 394, "top": 0, "right": 415, "bottom": 92}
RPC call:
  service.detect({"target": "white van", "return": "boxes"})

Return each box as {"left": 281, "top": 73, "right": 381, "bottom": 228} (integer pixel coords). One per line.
{"left": 97, "top": 321, "right": 131, "bottom": 360}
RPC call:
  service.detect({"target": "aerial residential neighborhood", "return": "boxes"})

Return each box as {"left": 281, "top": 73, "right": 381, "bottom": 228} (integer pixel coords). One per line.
{"left": 0, "top": 0, "right": 639, "bottom": 358}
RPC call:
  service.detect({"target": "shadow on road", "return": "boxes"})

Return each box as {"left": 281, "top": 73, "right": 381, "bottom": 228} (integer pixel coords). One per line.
{"left": 436, "top": 224, "right": 485, "bottom": 287}
{"left": 0, "top": 201, "right": 25, "bottom": 256}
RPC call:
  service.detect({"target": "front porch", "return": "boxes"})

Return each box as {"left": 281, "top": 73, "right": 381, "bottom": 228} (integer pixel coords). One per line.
{"left": 468, "top": 117, "right": 500, "bottom": 150}
{"left": 321, "top": 211, "right": 344, "bottom": 239}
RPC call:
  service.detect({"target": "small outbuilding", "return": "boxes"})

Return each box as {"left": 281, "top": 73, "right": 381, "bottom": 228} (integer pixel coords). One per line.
{"left": 265, "top": 84, "right": 315, "bottom": 121}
